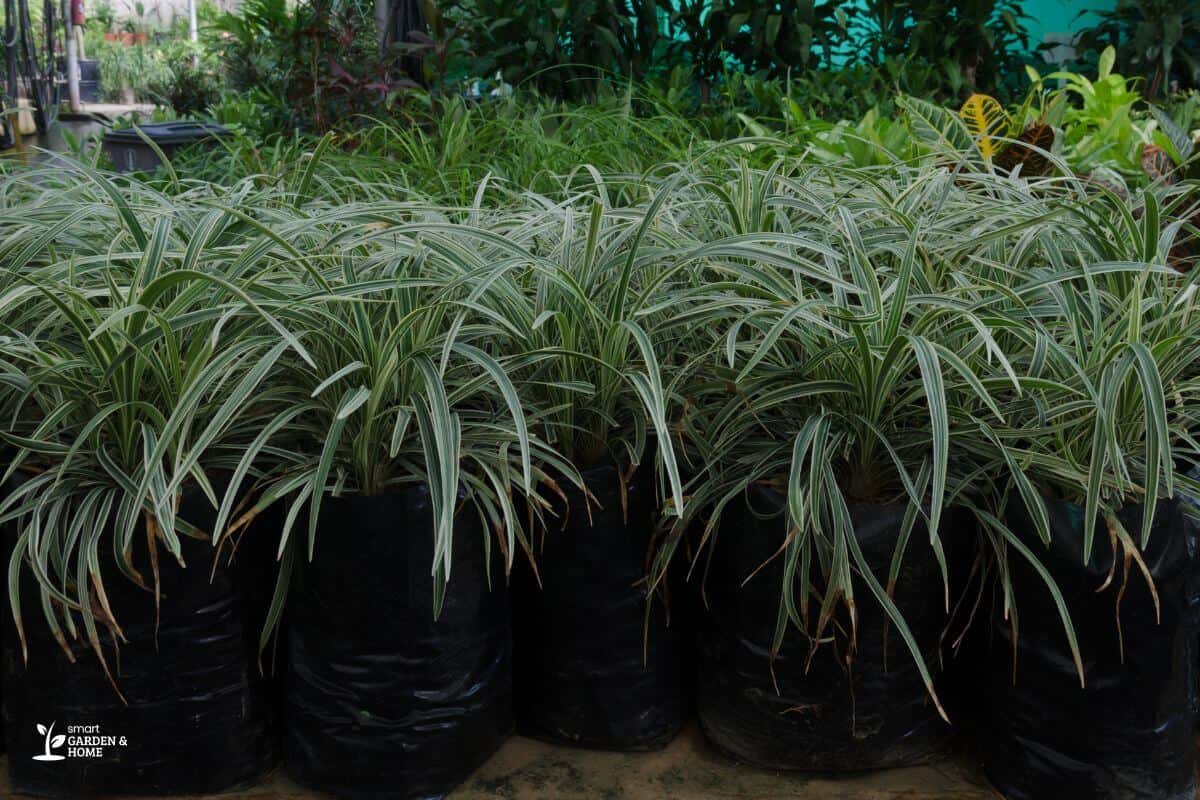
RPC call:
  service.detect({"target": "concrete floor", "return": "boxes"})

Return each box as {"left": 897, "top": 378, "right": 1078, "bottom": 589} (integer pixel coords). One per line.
{"left": 0, "top": 724, "right": 999, "bottom": 799}
{"left": 1, "top": 103, "right": 158, "bottom": 166}
{"left": 77, "top": 103, "right": 158, "bottom": 118}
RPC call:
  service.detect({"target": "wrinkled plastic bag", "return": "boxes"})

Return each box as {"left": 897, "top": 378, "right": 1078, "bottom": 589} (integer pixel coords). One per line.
{"left": 3, "top": 485, "right": 278, "bottom": 796}
{"left": 284, "top": 486, "right": 512, "bottom": 799}
{"left": 981, "top": 496, "right": 1199, "bottom": 800}
{"left": 698, "top": 485, "right": 958, "bottom": 770}
{"left": 513, "top": 462, "right": 685, "bottom": 750}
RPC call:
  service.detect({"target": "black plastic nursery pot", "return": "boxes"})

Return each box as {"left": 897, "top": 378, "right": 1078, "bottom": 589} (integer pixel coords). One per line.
{"left": 284, "top": 485, "right": 512, "bottom": 800}
{"left": 697, "top": 485, "right": 964, "bottom": 771}
{"left": 512, "top": 461, "right": 686, "bottom": 750}
{"left": 72, "top": 58, "right": 100, "bottom": 102}
{"left": 979, "top": 496, "right": 1200, "bottom": 800}
{"left": 101, "top": 122, "right": 230, "bottom": 174}
{"left": 2, "top": 486, "right": 279, "bottom": 797}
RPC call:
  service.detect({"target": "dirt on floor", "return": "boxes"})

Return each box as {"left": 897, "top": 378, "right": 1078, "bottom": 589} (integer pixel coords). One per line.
{"left": 456, "top": 725, "right": 997, "bottom": 800}
{"left": 0, "top": 724, "right": 1000, "bottom": 800}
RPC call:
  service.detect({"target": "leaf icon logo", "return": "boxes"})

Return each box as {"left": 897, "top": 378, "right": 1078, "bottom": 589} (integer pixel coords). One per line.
{"left": 33, "top": 721, "right": 67, "bottom": 761}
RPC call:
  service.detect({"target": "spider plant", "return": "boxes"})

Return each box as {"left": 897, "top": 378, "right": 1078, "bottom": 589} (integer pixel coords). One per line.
{"left": 650, "top": 155, "right": 1198, "bottom": 713}
{"left": 0, "top": 123, "right": 1193, "bottom": 716}
{"left": 450, "top": 174, "right": 698, "bottom": 515}
{"left": 0, "top": 163, "right": 304, "bottom": 684}
{"left": 202, "top": 198, "right": 577, "bottom": 641}
{"left": 970, "top": 183, "right": 1200, "bottom": 552}
{"left": 658, "top": 203, "right": 1013, "bottom": 717}
{"left": 171, "top": 96, "right": 710, "bottom": 206}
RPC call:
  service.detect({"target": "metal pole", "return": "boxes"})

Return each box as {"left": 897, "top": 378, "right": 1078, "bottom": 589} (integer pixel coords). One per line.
{"left": 17, "top": 0, "right": 48, "bottom": 132}
{"left": 64, "top": 4, "right": 79, "bottom": 111}
{"left": 188, "top": 0, "right": 197, "bottom": 66}
{"left": 0, "top": 0, "right": 11, "bottom": 149}
{"left": 375, "top": 0, "right": 389, "bottom": 54}
{"left": 4, "top": 0, "right": 18, "bottom": 104}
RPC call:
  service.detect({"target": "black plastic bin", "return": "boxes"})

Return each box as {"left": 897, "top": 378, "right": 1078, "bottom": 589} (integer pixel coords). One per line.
{"left": 102, "top": 122, "right": 229, "bottom": 173}
{"left": 55, "top": 58, "right": 101, "bottom": 102}
{"left": 77, "top": 59, "right": 99, "bottom": 82}
{"left": 79, "top": 81, "right": 101, "bottom": 103}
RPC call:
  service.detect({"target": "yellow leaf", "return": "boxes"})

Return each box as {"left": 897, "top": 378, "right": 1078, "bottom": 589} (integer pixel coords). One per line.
{"left": 959, "top": 94, "right": 1011, "bottom": 160}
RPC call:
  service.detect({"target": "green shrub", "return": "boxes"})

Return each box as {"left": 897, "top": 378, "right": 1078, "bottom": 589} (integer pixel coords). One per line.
{"left": 94, "top": 41, "right": 172, "bottom": 103}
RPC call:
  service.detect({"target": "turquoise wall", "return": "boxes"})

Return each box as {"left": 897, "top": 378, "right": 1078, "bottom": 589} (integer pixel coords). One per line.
{"left": 656, "top": 1, "right": 1120, "bottom": 59}
{"left": 1023, "top": 0, "right": 1115, "bottom": 45}
{"left": 701, "top": 1, "right": 1122, "bottom": 50}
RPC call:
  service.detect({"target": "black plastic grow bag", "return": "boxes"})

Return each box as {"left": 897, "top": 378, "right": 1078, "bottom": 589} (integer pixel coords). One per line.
{"left": 284, "top": 485, "right": 512, "bottom": 800}
{"left": 979, "top": 496, "right": 1200, "bottom": 800}
{"left": 697, "top": 485, "right": 960, "bottom": 770}
{"left": 2, "top": 487, "right": 279, "bottom": 797}
{"left": 0, "top": 454, "right": 12, "bottom": 758}
{"left": 512, "top": 462, "right": 685, "bottom": 750}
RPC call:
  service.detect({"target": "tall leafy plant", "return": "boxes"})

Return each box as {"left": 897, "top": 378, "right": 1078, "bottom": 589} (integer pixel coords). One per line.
{"left": 853, "top": 0, "right": 1030, "bottom": 98}
{"left": 1073, "top": 0, "right": 1200, "bottom": 100}
{"left": 190, "top": 180, "right": 576, "bottom": 638}
{"left": 654, "top": 167, "right": 1019, "bottom": 714}
{"left": 211, "top": 0, "right": 418, "bottom": 133}
{"left": 443, "top": 0, "right": 664, "bottom": 99}
{"left": 673, "top": 0, "right": 849, "bottom": 79}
